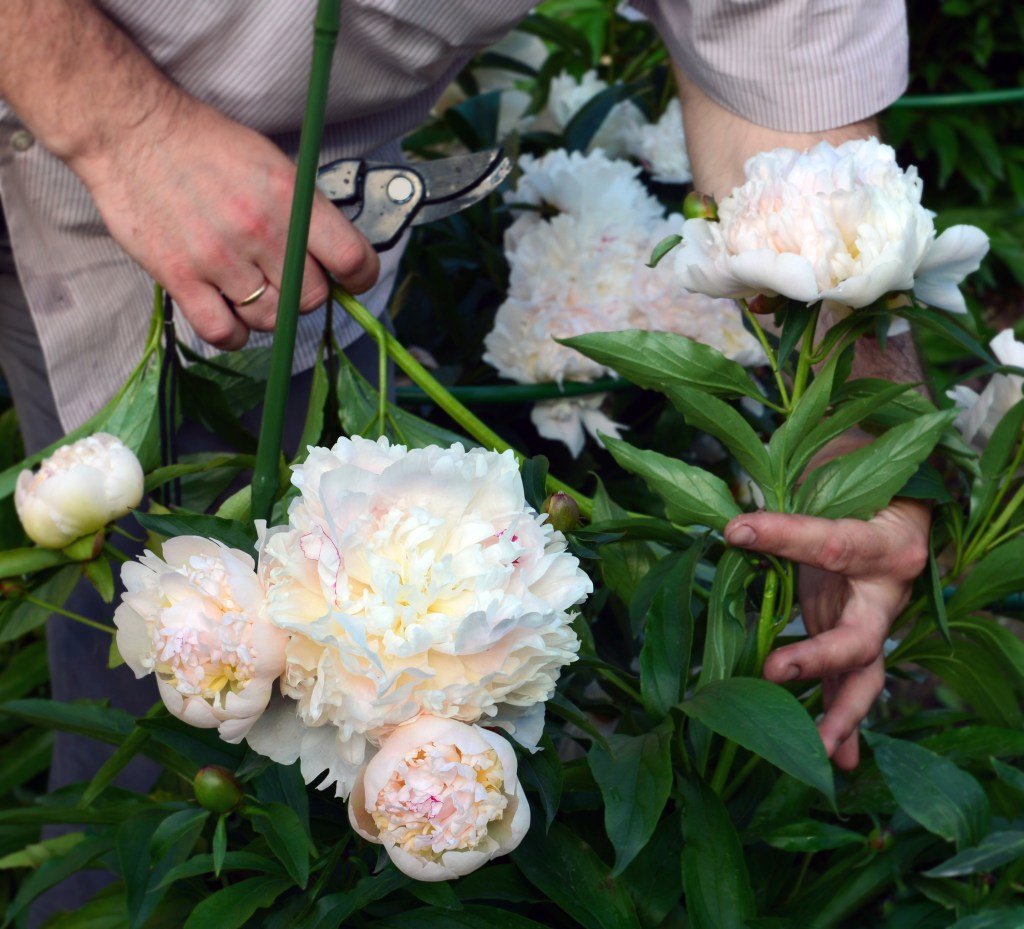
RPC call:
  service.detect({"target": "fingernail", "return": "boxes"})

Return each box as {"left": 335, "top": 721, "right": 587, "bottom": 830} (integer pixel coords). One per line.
{"left": 727, "top": 524, "right": 757, "bottom": 546}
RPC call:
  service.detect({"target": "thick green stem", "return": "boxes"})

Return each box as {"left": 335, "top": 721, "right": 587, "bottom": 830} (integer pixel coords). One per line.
{"left": 333, "top": 285, "right": 594, "bottom": 518}
{"left": 709, "top": 740, "right": 738, "bottom": 796}
{"left": 252, "top": 0, "right": 340, "bottom": 522}
{"left": 789, "top": 304, "right": 821, "bottom": 407}
{"left": 755, "top": 568, "right": 780, "bottom": 672}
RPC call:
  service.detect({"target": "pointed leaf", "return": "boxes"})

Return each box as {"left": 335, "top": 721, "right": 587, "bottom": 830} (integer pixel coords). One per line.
{"left": 132, "top": 510, "right": 257, "bottom": 554}
{"left": 516, "top": 732, "right": 562, "bottom": 830}
{"left": 947, "top": 537, "right": 1024, "bottom": 619}
{"left": 376, "top": 906, "right": 550, "bottom": 929}
{"left": 182, "top": 876, "right": 294, "bottom": 929}
{"left": 865, "top": 731, "right": 989, "bottom": 848}
{"left": 588, "top": 724, "right": 674, "bottom": 876}
{"left": 759, "top": 820, "right": 864, "bottom": 853}
{"left": 696, "top": 549, "right": 754, "bottom": 688}
{"left": 924, "top": 831, "right": 1024, "bottom": 877}
{"left": 251, "top": 801, "right": 313, "bottom": 889}
{"left": 682, "top": 678, "right": 835, "bottom": 805}
{"left": 795, "top": 411, "right": 954, "bottom": 519}
{"left": 946, "top": 910, "right": 1024, "bottom": 929}
{"left": 562, "top": 330, "right": 763, "bottom": 399}
{"left": 603, "top": 436, "right": 740, "bottom": 532}
{"left": 664, "top": 385, "right": 774, "bottom": 496}
{"left": 639, "top": 546, "right": 700, "bottom": 718}
{"left": 514, "top": 822, "right": 641, "bottom": 929}
{"left": 647, "top": 234, "right": 682, "bottom": 268}
{"left": 681, "top": 775, "right": 755, "bottom": 929}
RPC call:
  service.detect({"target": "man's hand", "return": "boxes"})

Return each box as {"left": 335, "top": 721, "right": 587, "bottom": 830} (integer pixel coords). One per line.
{"left": 724, "top": 498, "right": 930, "bottom": 769}
{"left": 0, "top": 0, "right": 379, "bottom": 351}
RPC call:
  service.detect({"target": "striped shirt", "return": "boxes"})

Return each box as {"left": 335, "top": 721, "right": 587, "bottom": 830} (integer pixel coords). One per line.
{"left": 0, "top": 0, "right": 907, "bottom": 432}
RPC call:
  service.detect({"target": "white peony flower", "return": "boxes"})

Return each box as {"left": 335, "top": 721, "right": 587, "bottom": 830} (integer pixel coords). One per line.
{"left": 532, "top": 395, "right": 625, "bottom": 458}
{"left": 540, "top": 69, "right": 646, "bottom": 160}
{"left": 624, "top": 98, "right": 692, "bottom": 184}
{"left": 248, "top": 437, "right": 590, "bottom": 796}
{"left": 506, "top": 149, "right": 665, "bottom": 234}
{"left": 114, "top": 536, "right": 288, "bottom": 743}
{"left": 672, "top": 137, "right": 989, "bottom": 312}
{"left": 15, "top": 432, "right": 144, "bottom": 549}
{"left": 948, "top": 329, "right": 1024, "bottom": 447}
{"left": 349, "top": 716, "right": 530, "bottom": 881}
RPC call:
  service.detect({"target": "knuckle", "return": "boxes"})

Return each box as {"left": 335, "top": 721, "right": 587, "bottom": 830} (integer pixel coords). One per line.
{"left": 895, "top": 541, "right": 928, "bottom": 578}
{"left": 819, "top": 534, "right": 855, "bottom": 574}
{"left": 301, "top": 278, "right": 330, "bottom": 311}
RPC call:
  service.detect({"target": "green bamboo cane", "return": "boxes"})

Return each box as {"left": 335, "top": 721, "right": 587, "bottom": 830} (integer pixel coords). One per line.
{"left": 251, "top": 0, "right": 340, "bottom": 523}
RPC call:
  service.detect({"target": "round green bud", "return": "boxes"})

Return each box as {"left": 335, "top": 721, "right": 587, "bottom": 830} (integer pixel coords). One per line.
{"left": 193, "top": 766, "right": 243, "bottom": 814}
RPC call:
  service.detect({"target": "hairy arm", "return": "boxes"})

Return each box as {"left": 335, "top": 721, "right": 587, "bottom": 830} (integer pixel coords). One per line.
{"left": 0, "top": 0, "right": 378, "bottom": 349}
{"left": 675, "top": 68, "right": 931, "bottom": 769}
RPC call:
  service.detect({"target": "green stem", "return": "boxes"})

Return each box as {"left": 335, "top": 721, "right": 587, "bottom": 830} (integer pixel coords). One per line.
{"left": 709, "top": 740, "right": 738, "bottom": 796}
{"left": 789, "top": 304, "right": 821, "bottom": 408}
{"left": 252, "top": 0, "right": 340, "bottom": 523}
{"left": 969, "top": 479, "right": 1024, "bottom": 563}
{"left": 377, "top": 333, "right": 388, "bottom": 438}
{"left": 595, "top": 668, "right": 643, "bottom": 705}
{"left": 755, "top": 568, "right": 780, "bottom": 672}
{"left": 741, "top": 302, "right": 789, "bottom": 410}
{"left": 333, "top": 285, "right": 595, "bottom": 518}
{"left": 23, "top": 594, "right": 116, "bottom": 634}
{"left": 720, "top": 752, "right": 760, "bottom": 802}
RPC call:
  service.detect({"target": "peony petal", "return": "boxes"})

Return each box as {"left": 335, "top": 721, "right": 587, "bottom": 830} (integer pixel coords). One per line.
{"left": 913, "top": 225, "right": 990, "bottom": 313}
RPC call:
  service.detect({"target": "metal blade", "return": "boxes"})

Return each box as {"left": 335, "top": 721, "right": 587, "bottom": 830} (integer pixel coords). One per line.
{"left": 411, "top": 149, "right": 511, "bottom": 225}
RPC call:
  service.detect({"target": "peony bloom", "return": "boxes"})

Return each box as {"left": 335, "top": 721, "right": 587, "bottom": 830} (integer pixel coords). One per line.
{"left": 114, "top": 536, "right": 287, "bottom": 743}
{"left": 15, "top": 432, "right": 144, "bottom": 549}
{"left": 540, "top": 69, "right": 646, "bottom": 160}
{"left": 349, "top": 716, "right": 530, "bottom": 881}
{"left": 948, "top": 329, "right": 1024, "bottom": 447}
{"left": 248, "top": 438, "right": 590, "bottom": 796}
{"left": 484, "top": 194, "right": 763, "bottom": 455}
{"left": 672, "top": 137, "right": 989, "bottom": 312}
{"left": 624, "top": 98, "right": 692, "bottom": 185}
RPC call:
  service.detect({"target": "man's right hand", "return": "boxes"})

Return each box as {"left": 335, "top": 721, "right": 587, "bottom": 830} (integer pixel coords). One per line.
{"left": 1, "top": 0, "right": 380, "bottom": 351}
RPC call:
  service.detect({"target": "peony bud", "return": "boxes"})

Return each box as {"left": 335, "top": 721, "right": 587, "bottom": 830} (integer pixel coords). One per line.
{"left": 543, "top": 492, "right": 581, "bottom": 533}
{"left": 745, "top": 294, "right": 786, "bottom": 316}
{"left": 15, "top": 433, "right": 144, "bottom": 549}
{"left": 682, "top": 190, "right": 718, "bottom": 221}
{"left": 193, "top": 766, "right": 243, "bottom": 813}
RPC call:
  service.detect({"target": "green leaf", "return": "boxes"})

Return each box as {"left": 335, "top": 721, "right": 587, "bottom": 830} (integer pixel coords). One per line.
{"left": 83, "top": 557, "right": 115, "bottom": 604}
{"left": 0, "top": 640, "right": 47, "bottom": 703}
{"left": 152, "top": 850, "right": 280, "bottom": 891}
{"left": 788, "top": 380, "right": 917, "bottom": 483}
{"left": 546, "top": 693, "right": 611, "bottom": 753}
{"left": 0, "top": 565, "right": 81, "bottom": 643}
{"left": 927, "top": 527, "right": 952, "bottom": 646}
{"left": 696, "top": 549, "right": 754, "bottom": 688}
{"left": 620, "top": 810, "right": 683, "bottom": 929}
{"left": 794, "top": 411, "right": 954, "bottom": 518}
{"left": 564, "top": 82, "right": 637, "bottom": 153}
{"left": 336, "top": 354, "right": 469, "bottom": 449}
{"left": 376, "top": 906, "right": 550, "bottom": 929}
{"left": 864, "top": 731, "right": 990, "bottom": 848}
{"left": 182, "top": 876, "right": 294, "bottom": 929}
{"left": 0, "top": 728, "right": 52, "bottom": 797}
{"left": 947, "top": 537, "right": 1024, "bottom": 619}
{"left": 1, "top": 698, "right": 133, "bottom": 743}
{"left": 0, "top": 832, "right": 84, "bottom": 870}
{"left": 251, "top": 800, "right": 313, "bottom": 889}
{"left": 212, "top": 815, "right": 228, "bottom": 877}
{"left": 603, "top": 437, "right": 740, "bottom": 532}
{"left": 950, "top": 615, "right": 1024, "bottom": 692}
{"left": 295, "top": 868, "right": 409, "bottom": 929}
{"left": 991, "top": 757, "right": 1024, "bottom": 794}
{"left": 80, "top": 722, "right": 153, "bottom": 807}
{"left": 516, "top": 732, "right": 563, "bottom": 830}
{"left": 3, "top": 833, "right": 115, "bottom": 925}
{"left": 945, "top": 909, "right": 1024, "bottom": 929}
{"left": 918, "top": 727, "right": 1024, "bottom": 764}
{"left": 590, "top": 480, "right": 660, "bottom": 609}
{"left": 664, "top": 385, "right": 774, "bottom": 497}
{"left": 924, "top": 831, "right": 1024, "bottom": 877}
{"left": 774, "top": 302, "right": 816, "bottom": 371}
{"left": 295, "top": 354, "right": 329, "bottom": 459}
{"left": 587, "top": 723, "right": 674, "bottom": 875}
{"left": 132, "top": 509, "right": 257, "bottom": 554}
{"left": 0, "top": 547, "right": 67, "bottom": 577}
{"left": 520, "top": 455, "right": 550, "bottom": 513}
{"left": 968, "top": 399, "right": 1024, "bottom": 536}
{"left": 562, "top": 330, "right": 763, "bottom": 400}
{"left": 647, "top": 234, "right": 682, "bottom": 268}
{"left": 682, "top": 678, "right": 835, "bottom": 805}
{"left": 514, "top": 822, "right": 641, "bottom": 929}
{"left": 639, "top": 546, "right": 700, "bottom": 718}
{"left": 908, "top": 636, "right": 1023, "bottom": 729}
{"left": 680, "top": 774, "right": 755, "bottom": 929}
{"left": 759, "top": 820, "right": 864, "bottom": 853}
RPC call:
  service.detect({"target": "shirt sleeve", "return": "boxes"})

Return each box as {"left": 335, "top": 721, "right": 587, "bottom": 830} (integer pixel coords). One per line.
{"left": 629, "top": 0, "right": 908, "bottom": 133}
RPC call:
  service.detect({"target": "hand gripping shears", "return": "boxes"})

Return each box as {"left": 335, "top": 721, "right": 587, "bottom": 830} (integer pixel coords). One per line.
{"left": 316, "top": 148, "right": 512, "bottom": 251}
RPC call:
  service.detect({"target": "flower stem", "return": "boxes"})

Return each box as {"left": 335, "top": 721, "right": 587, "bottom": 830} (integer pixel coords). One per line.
{"left": 709, "top": 739, "right": 738, "bottom": 796}
{"left": 333, "top": 285, "right": 594, "bottom": 518}
{"left": 755, "top": 567, "right": 780, "bottom": 672}
{"left": 251, "top": 0, "right": 340, "bottom": 523}
{"left": 741, "top": 301, "right": 789, "bottom": 410}
{"left": 22, "top": 594, "right": 116, "bottom": 635}
{"left": 789, "top": 304, "right": 821, "bottom": 408}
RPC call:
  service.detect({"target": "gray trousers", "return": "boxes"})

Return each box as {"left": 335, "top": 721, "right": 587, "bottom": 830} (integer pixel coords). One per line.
{"left": 1, "top": 211, "right": 390, "bottom": 921}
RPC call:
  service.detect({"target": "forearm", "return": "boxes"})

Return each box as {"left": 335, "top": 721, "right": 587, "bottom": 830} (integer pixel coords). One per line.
{"left": 0, "top": 0, "right": 188, "bottom": 172}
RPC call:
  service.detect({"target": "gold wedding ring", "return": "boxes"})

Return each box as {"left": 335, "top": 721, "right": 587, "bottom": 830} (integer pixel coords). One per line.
{"left": 235, "top": 281, "right": 268, "bottom": 307}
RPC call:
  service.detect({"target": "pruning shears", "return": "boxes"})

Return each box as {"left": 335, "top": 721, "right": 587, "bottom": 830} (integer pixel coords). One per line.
{"left": 316, "top": 148, "right": 512, "bottom": 251}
